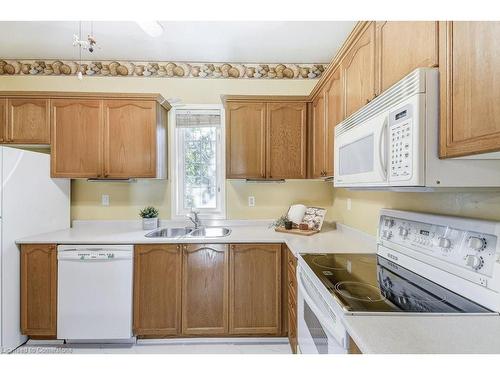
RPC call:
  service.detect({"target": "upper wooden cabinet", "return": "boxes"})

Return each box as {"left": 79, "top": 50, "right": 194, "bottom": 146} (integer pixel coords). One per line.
{"left": 0, "top": 99, "right": 6, "bottom": 143}
{"left": 310, "top": 94, "right": 326, "bottom": 178}
{"left": 51, "top": 99, "right": 103, "bottom": 178}
{"left": 103, "top": 100, "right": 158, "bottom": 178}
{"left": 229, "top": 243, "right": 281, "bottom": 335}
{"left": 439, "top": 21, "right": 500, "bottom": 158}
{"left": 182, "top": 244, "right": 229, "bottom": 335}
{"left": 267, "top": 103, "right": 307, "bottom": 179}
{"left": 20, "top": 244, "right": 57, "bottom": 337}
{"left": 376, "top": 21, "right": 438, "bottom": 93}
{"left": 50, "top": 94, "right": 168, "bottom": 179}
{"left": 133, "top": 244, "right": 182, "bottom": 337}
{"left": 310, "top": 68, "right": 342, "bottom": 178}
{"left": 223, "top": 97, "right": 308, "bottom": 180}
{"left": 225, "top": 102, "right": 266, "bottom": 179}
{"left": 341, "top": 22, "right": 376, "bottom": 118}
{"left": 4, "top": 98, "right": 50, "bottom": 144}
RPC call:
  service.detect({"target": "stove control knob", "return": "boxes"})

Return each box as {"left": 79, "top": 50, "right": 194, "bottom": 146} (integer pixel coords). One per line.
{"left": 399, "top": 227, "right": 409, "bottom": 238}
{"left": 384, "top": 219, "right": 395, "bottom": 227}
{"left": 466, "top": 255, "right": 483, "bottom": 270}
{"left": 434, "top": 237, "right": 451, "bottom": 248}
{"left": 468, "top": 237, "right": 486, "bottom": 251}
{"left": 382, "top": 230, "right": 393, "bottom": 240}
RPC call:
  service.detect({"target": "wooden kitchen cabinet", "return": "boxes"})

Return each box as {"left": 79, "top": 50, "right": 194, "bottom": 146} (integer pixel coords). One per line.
{"left": 182, "top": 244, "right": 229, "bottom": 335}
{"left": 51, "top": 99, "right": 103, "bottom": 178}
{"left": 223, "top": 96, "right": 308, "bottom": 180}
{"left": 286, "top": 246, "right": 298, "bottom": 353}
{"left": 103, "top": 100, "right": 158, "bottom": 178}
{"left": 20, "top": 244, "right": 57, "bottom": 337}
{"left": 310, "top": 93, "right": 326, "bottom": 178}
{"left": 267, "top": 103, "right": 307, "bottom": 179}
{"left": 376, "top": 21, "right": 438, "bottom": 93}
{"left": 439, "top": 21, "right": 500, "bottom": 158}
{"left": 0, "top": 99, "right": 6, "bottom": 143}
{"left": 4, "top": 98, "right": 50, "bottom": 144}
{"left": 310, "top": 68, "right": 342, "bottom": 178}
{"left": 229, "top": 244, "right": 281, "bottom": 335}
{"left": 341, "top": 22, "right": 376, "bottom": 118}
{"left": 133, "top": 244, "right": 182, "bottom": 337}
{"left": 225, "top": 101, "right": 267, "bottom": 179}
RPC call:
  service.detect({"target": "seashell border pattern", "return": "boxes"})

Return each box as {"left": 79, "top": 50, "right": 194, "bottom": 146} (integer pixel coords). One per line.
{"left": 0, "top": 60, "right": 326, "bottom": 79}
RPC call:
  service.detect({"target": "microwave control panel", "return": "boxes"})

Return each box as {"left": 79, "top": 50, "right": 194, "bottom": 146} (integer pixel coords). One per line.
{"left": 389, "top": 104, "right": 413, "bottom": 181}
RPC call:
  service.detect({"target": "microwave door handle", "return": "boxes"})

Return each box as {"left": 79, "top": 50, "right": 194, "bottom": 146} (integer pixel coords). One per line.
{"left": 378, "top": 117, "right": 389, "bottom": 180}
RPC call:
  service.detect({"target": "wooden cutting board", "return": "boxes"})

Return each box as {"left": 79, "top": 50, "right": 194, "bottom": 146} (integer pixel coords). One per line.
{"left": 274, "top": 227, "right": 319, "bottom": 236}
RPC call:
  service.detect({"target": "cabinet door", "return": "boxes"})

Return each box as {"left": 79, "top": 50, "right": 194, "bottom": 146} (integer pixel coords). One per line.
{"left": 439, "top": 21, "right": 500, "bottom": 158}
{"left": 51, "top": 99, "right": 103, "bottom": 178}
{"left": 21, "top": 244, "right": 57, "bottom": 337}
{"left": 7, "top": 98, "right": 50, "bottom": 144}
{"left": 229, "top": 244, "right": 281, "bottom": 335}
{"left": 133, "top": 244, "right": 182, "bottom": 337}
{"left": 324, "top": 68, "right": 343, "bottom": 177}
{"left": 267, "top": 103, "right": 307, "bottom": 179}
{"left": 0, "top": 98, "right": 6, "bottom": 143}
{"left": 226, "top": 102, "right": 266, "bottom": 179}
{"left": 287, "top": 248, "right": 298, "bottom": 354}
{"left": 341, "top": 22, "right": 376, "bottom": 118}
{"left": 103, "top": 100, "right": 157, "bottom": 178}
{"left": 377, "top": 21, "right": 438, "bottom": 92}
{"left": 182, "top": 244, "right": 229, "bottom": 335}
{"left": 310, "top": 93, "right": 326, "bottom": 178}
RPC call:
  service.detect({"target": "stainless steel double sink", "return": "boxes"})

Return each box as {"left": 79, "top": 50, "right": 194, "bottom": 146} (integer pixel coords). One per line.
{"left": 145, "top": 226, "right": 231, "bottom": 238}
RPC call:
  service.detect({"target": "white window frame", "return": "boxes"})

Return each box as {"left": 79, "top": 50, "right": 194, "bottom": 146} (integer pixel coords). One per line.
{"left": 170, "top": 104, "right": 226, "bottom": 220}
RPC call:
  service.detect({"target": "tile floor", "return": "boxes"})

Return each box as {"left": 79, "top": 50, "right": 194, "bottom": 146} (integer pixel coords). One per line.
{"left": 13, "top": 339, "right": 292, "bottom": 354}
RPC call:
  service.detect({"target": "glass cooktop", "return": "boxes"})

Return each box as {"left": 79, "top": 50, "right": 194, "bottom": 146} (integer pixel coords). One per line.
{"left": 301, "top": 253, "right": 492, "bottom": 314}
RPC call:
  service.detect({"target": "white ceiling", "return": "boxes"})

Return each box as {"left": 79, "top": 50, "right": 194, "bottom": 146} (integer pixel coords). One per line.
{"left": 0, "top": 21, "right": 356, "bottom": 63}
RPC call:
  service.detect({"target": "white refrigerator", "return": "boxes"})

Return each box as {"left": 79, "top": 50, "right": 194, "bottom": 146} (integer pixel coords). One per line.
{"left": 0, "top": 146, "right": 70, "bottom": 352}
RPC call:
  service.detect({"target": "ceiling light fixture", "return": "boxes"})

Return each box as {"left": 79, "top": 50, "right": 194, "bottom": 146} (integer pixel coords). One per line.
{"left": 136, "top": 21, "right": 164, "bottom": 37}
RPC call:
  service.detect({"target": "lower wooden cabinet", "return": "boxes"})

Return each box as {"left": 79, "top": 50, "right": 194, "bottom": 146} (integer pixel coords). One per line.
{"left": 131, "top": 243, "right": 289, "bottom": 338}
{"left": 20, "top": 244, "right": 57, "bottom": 337}
{"left": 229, "top": 243, "right": 282, "bottom": 335}
{"left": 286, "top": 246, "right": 298, "bottom": 353}
{"left": 133, "top": 244, "right": 182, "bottom": 337}
{"left": 182, "top": 244, "right": 229, "bottom": 335}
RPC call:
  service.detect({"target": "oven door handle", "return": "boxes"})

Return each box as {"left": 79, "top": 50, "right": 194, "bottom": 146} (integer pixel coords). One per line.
{"left": 298, "top": 270, "right": 345, "bottom": 345}
{"left": 378, "top": 116, "right": 389, "bottom": 181}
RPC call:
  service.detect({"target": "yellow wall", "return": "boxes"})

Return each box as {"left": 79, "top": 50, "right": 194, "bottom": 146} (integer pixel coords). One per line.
{"left": 331, "top": 189, "right": 500, "bottom": 236}
{"left": 2, "top": 75, "right": 334, "bottom": 221}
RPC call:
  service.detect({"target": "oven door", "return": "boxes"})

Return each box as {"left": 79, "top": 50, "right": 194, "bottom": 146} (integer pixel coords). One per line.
{"left": 297, "top": 266, "right": 348, "bottom": 354}
{"left": 334, "top": 111, "right": 389, "bottom": 187}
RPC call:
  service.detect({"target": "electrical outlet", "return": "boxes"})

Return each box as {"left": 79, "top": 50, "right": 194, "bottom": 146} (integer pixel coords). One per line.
{"left": 347, "top": 198, "right": 352, "bottom": 211}
{"left": 248, "top": 196, "right": 256, "bottom": 207}
{"left": 101, "top": 194, "right": 110, "bottom": 206}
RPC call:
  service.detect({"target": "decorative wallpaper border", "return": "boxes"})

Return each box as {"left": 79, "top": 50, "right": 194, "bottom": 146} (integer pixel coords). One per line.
{"left": 0, "top": 60, "right": 326, "bottom": 80}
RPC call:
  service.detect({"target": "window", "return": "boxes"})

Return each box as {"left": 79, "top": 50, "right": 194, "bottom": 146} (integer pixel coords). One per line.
{"left": 172, "top": 106, "right": 225, "bottom": 218}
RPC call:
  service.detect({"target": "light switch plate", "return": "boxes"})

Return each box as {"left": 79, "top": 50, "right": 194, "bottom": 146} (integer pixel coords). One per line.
{"left": 101, "top": 194, "right": 110, "bottom": 206}
{"left": 248, "top": 196, "right": 256, "bottom": 207}
{"left": 347, "top": 198, "right": 352, "bottom": 211}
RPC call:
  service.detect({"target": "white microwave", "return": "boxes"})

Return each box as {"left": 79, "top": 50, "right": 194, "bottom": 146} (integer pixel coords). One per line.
{"left": 334, "top": 68, "right": 500, "bottom": 189}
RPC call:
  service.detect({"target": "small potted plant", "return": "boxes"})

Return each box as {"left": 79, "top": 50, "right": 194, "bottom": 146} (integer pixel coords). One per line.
{"left": 139, "top": 206, "right": 159, "bottom": 230}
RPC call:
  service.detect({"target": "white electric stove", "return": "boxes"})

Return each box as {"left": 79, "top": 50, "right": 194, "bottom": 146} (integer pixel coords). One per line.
{"left": 297, "top": 209, "right": 500, "bottom": 354}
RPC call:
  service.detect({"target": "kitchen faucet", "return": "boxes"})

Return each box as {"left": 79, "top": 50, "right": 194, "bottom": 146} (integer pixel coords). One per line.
{"left": 187, "top": 209, "right": 202, "bottom": 229}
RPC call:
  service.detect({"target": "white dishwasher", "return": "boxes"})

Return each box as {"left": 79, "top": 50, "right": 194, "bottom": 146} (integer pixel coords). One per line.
{"left": 57, "top": 245, "right": 134, "bottom": 342}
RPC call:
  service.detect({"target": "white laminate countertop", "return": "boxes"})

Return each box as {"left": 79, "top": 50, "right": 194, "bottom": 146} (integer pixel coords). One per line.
{"left": 16, "top": 220, "right": 376, "bottom": 256}
{"left": 343, "top": 315, "right": 500, "bottom": 354}
{"left": 15, "top": 220, "right": 500, "bottom": 354}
